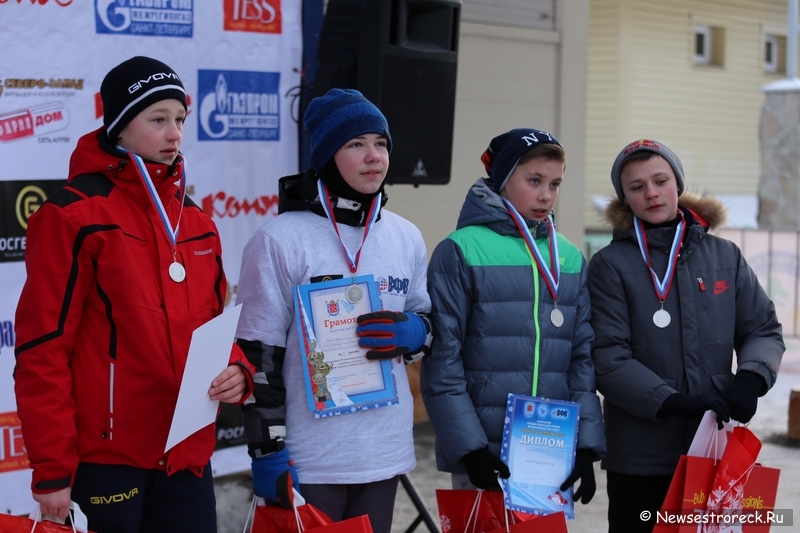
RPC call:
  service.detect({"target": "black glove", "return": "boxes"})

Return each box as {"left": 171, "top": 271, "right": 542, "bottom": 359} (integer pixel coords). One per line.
{"left": 661, "top": 393, "right": 731, "bottom": 429}
{"left": 723, "top": 371, "right": 763, "bottom": 423}
{"left": 559, "top": 449, "right": 596, "bottom": 504}
{"left": 356, "top": 311, "right": 426, "bottom": 360}
{"left": 461, "top": 447, "right": 510, "bottom": 490}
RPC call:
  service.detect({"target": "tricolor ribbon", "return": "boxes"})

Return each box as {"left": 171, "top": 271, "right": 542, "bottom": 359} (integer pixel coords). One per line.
{"left": 123, "top": 149, "right": 186, "bottom": 251}
{"left": 633, "top": 210, "right": 685, "bottom": 303}
{"left": 501, "top": 198, "right": 560, "bottom": 301}
{"left": 317, "top": 179, "right": 381, "bottom": 274}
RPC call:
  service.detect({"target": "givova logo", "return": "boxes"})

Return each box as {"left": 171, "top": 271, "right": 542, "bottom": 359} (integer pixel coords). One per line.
{"left": 95, "top": 0, "right": 193, "bottom": 38}
{"left": 198, "top": 70, "right": 280, "bottom": 141}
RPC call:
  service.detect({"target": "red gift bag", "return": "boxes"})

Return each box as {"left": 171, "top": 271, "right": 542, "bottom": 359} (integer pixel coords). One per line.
{"left": 435, "top": 489, "right": 539, "bottom": 533}
{"left": 247, "top": 496, "right": 333, "bottom": 533}
{"left": 487, "top": 511, "right": 568, "bottom": 533}
{"left": 657, "top": 455, "right": 719, "bottom": 532}
{"left": 658, "top": 419, "right": 780, "bottom": 533}
{"left": 305, "top": 515, "right": 373, "bottom": 532}
{"left": 246, "top": 496, "right": 373, "bottom": 533}
{"left": 0, "top": 502, "right": 94, "bottom": 533}
{"left": 739, "top": 464, "right": 780, "bottom": 533}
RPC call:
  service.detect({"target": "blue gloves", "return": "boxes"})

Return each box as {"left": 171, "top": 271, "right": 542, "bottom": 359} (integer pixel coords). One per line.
{"left": 560, "top": 449, "right": 596, "bottom": 504}
{"left": 723, "top": 371, "right": 763, "bottom": 423}
{"left": 356, "top": 311, "right": 426, "bottom": 360}
{"left": 251, "top": 448, "right": 299, "bottom": 509}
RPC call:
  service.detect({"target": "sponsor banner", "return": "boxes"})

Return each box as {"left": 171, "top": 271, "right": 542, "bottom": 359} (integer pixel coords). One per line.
{"left": 0, "top": 411, "right": 28, "bottom": 475}
{"left": 198, "top": 69, "right": 281, "bottom": 141}
{"left": 95, "top": 0, "right": 194, "bottom": 38}
{"left": 0, "top": 179, "right": 66, "bottom": 263}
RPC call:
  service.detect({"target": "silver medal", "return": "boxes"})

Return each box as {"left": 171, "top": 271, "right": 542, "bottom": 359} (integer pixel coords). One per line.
{"left": 345, "top": 283, "right": 363, "bottom": 304}
{"left": 550, "top": 308, "right": 564, "bottom": 328}
{"left": 169, "top": 262, "right": 186, "bottom": 283}
{"left": 653, "top": 309, "right": 671, "bottom": 328}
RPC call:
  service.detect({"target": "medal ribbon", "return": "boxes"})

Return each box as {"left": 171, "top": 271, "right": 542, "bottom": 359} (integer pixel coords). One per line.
{"left": 501, "top": 198, "right": 560, "bottom": 301}
{"left": 633, "top": 210, "right": 685, "bottom": 302}
{"left": 317, "top": 179, "right": 381, "bottom": 274}
{"left": 123, "top": 149, "right": 186, "bottom": 252}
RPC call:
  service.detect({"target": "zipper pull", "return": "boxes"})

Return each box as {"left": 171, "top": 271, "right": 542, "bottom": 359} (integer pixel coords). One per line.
{"left": 697, "top": 277, "right": 705, "bottom": 291}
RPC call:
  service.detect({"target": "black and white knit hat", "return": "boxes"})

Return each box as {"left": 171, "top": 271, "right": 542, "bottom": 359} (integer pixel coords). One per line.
{"left": 101, "top": 56, "right": 187, "bottom": 142}
{"left": 610, "top": 139, "right": 685, "bottom": 200}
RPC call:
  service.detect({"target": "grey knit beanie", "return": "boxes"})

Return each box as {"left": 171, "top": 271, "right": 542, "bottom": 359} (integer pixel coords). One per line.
{"left": 610, "top": 139, "right": 685, "bottom": 200}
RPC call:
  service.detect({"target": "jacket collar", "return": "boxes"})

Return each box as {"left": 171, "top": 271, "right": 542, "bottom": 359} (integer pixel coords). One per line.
{"left": 68, "top": 127, "right": 182, "bottom": 208}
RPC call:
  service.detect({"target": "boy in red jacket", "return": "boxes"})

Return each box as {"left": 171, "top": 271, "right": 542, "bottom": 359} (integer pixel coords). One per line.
{"left": 13, "top": 56, "right": 254, "bottom": 533}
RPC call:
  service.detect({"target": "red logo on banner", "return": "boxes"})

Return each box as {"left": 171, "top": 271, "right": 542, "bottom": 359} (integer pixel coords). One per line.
{"left": 201, "top": 191, "right": 279, "bottom": 218}
{"left": 0, "top": 0, "right": 73, "bottom": 6}
{"left": 223, "top": 0, "right": 281, "bottom": 34}
{"left": 0, "top": 411, "right": 28, "bottom": 474}
{"left": 0, "top": 103, "right": 69, "bottom": 143}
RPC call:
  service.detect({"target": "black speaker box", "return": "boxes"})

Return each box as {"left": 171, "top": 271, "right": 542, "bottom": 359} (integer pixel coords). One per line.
{"left": 311, "top": 0, "right": 460, "bottom": 185}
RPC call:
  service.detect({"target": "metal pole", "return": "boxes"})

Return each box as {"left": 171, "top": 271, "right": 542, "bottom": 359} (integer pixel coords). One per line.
{"left": 788, "top": 0, "right": 798, "bottom": 79}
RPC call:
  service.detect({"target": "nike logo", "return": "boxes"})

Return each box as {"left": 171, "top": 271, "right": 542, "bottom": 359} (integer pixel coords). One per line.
{"left": 713, "top": 280, "right": 731, "bottom": 295}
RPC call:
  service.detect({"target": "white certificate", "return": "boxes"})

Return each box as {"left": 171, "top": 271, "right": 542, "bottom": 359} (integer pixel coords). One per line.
{"left": 165, "top": 304, "right": 242, "bottom": 452}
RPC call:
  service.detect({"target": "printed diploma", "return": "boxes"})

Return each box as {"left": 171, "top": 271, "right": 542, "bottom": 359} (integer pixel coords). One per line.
{"left": 500, "top": 394, "right": 580, "bottom": 519}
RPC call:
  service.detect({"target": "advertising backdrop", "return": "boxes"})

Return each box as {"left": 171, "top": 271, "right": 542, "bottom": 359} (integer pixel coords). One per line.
{"left": 0, "top": 0, "right": 301, "bottom": 514}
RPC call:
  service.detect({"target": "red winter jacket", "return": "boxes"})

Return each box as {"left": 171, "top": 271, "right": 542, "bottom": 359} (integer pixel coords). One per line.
{"left": 14, "top": 128, "right": 254, "bottom": 493}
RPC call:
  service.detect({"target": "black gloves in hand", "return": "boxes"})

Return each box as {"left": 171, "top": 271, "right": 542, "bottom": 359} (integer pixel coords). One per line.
{"left": 356, "top": 311, "right": 426, "bottom": 360}
{"left": 661, "top": 393, "right": 731, "bottom": 429}
{"left": 723, "top": 371, "right": 763, "bottom": 423}
{"left": 461, "top": 447, "right": 510, "bottom": 490}
{"left": 559, "top": 449, "right": 596, "bottom": 504}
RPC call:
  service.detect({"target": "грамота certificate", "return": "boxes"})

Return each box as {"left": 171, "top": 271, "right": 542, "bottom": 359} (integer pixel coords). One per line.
{"left": 500, "top": 394, "right": 580, "bottom": 519}
{"left": 294, "top": 274, "right": 398, "bottom": 417}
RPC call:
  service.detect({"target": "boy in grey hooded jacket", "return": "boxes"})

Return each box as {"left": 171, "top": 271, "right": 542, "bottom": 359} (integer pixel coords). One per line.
{"left": 587, "top": 139, "right": 784, "bottom": 533}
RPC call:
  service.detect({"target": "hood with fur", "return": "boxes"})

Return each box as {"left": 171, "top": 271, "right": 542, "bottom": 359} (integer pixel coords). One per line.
{"left": 602, "top": 191, "right": 728, "bottom": 233}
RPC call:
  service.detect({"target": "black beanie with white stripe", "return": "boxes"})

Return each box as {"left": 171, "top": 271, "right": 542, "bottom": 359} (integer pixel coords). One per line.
{"left": 101, "top": 56, "right": 187, "bottom": 142}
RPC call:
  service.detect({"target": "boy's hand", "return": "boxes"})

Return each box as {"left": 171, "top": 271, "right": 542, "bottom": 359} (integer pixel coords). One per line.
{"left": 661, "top": 393, "right": 730, "bottom": 428}
{"left": 356, "top": 311, "right": 426, "bottom": 360}
{"left": 723, "top": 371, "right": 763, "bottom": 423}
{"left": 461, "top": 447, "right": 510, "bottom": 490}
{"left": 209, "top": 364, "right": 247, "bottom": 403}
{"left": 560, "top": 449, "right": 596, "bottom": 504}
{"left": 252, "top": 449, "right": 299, "bottom": 509}
{"left": 33, "top": 487, "right": 72, "bottom": 519}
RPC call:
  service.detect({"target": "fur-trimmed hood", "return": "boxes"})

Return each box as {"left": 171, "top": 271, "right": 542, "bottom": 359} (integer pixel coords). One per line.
{"left": 602, "top": 191, "right": 728, "bottom": 233}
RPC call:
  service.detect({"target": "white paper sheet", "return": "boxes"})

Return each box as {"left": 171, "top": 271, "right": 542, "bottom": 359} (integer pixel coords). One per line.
{"left": 165, "top": 304, "right": 243, "bottom": 453}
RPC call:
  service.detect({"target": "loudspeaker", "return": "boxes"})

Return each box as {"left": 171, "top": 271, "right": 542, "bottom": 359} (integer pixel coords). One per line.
{"left": 311, "top": 0, "right": 460, "bottom": 185}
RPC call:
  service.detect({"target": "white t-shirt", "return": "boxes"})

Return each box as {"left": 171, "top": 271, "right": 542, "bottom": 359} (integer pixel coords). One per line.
{"left": 236, "top": 208, "right": 430, "bottom": 484}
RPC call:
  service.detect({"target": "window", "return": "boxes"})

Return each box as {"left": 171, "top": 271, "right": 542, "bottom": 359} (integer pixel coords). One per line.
{"left": 694, "top": 24, "right": 724, "bottom": 67}
{"left": 764, "top": 34, "right": 786, "bottom": 74}
{"left": 695, "top": 25, "right": 711, "bottom": 64}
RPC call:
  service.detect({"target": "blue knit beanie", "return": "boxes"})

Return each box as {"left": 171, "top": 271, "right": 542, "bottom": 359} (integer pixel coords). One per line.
{"left": 304, "top": 88, "right": 392, "bottom": 170}
{"left": 481, "top": 128, "right": 562, "bottom": 191}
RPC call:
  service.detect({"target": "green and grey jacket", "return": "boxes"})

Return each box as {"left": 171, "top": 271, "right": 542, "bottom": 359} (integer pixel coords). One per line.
{"left": 421, "top": 178, "right": 605, "bottom": 474}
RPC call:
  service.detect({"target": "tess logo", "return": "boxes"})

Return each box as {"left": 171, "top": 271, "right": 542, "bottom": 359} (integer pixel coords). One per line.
{"left": 223, "top": 0, "right": 282, "bottom": 34}
{"left": 0, "top": 411, "right": 28, "bottom": 474}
